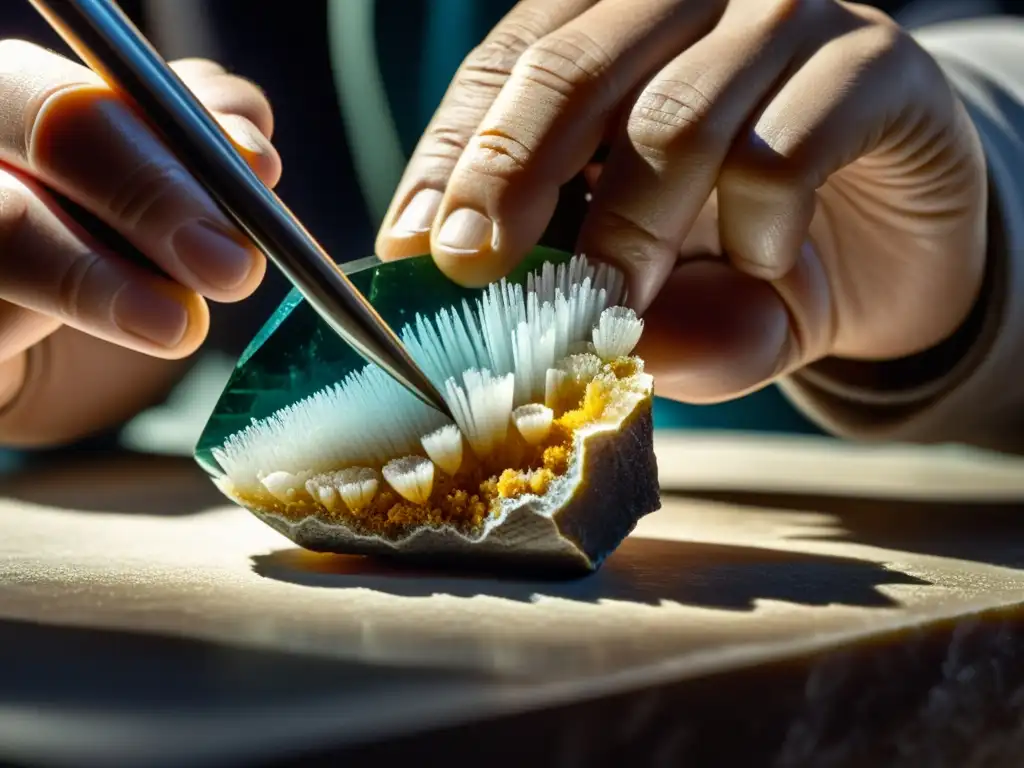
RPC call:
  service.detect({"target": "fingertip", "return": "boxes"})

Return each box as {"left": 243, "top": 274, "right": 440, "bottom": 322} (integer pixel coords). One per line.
{"left": 431, "top": 246, "right": 511, "bottom": 288}
{"left": 173, "top": 289, "right": 211, "bottom": 359}
{"left": 637, "top": 259, "right": 792, "bottom": 402}
{"left": 169, "top": 58, "right": 227, "bottom": 80}
{"left": 148, "top": 284, "right": 210, "bottom": 360}
{"left": 247, "top": 150, "right": 283, "bottom": 190}
{"left": 109, "top": 280, "right": 210, "bottom": 360}
{"left": 171, "top": 220, "right": 266, "bottom": 303}
{"left": 221, "top": 247, "right": 266, "bottom": 303}
{"left": 376, "top": 231, "right": 431, "bottom": 262}
{"left": 430, "top": 183, "right": 558, "bottom": 287}
{"left": 376, "top": 187, "right": 444, "bottom": 262}
{"left": 431, "top": 207, "right": 513, "bottom": 287}
{"left": 215, "top": 113, "right": 282, "bottom": 188}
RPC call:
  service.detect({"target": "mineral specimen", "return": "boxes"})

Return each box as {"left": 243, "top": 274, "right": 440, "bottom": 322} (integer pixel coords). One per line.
{"left": 196, "top": 248, "right": 660, "bottom": 574}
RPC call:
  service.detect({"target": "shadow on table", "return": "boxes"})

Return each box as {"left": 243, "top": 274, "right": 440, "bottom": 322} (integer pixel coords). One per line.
{"left": 681, "top": 490, "right": 1024, "bottom": 571}
{"left": 0, "top": 451, "right": 224, "bottom": 516}
{"left": 253, "top": 535, "right": 929, "bottom": 612}
{"left": 0, "top": 615, "right": 477, "bottom": 711}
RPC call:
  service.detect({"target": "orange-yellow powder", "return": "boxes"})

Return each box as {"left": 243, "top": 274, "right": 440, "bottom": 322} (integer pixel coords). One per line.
{"left": 243, "top": 358, "right": 641, "bottom": 536}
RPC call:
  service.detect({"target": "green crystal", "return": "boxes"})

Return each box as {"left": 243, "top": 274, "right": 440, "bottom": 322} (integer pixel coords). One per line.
{"left": 194, "top": 246, "right": 574, "bottom": 478}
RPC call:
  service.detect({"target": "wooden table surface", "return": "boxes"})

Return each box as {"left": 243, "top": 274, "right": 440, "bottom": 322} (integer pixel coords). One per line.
{"left": 1, "top": 433, "right": 1023, "bottom": 767}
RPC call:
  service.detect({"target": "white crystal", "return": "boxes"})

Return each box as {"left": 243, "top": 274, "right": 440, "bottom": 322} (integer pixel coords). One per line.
{"left": 382, "top": 456, "right": 435, "bottom": 505}
{"left": 260, "top": 470, "right": 304, "bottom": 504}
{"left": 421, "top": 424, "right": 464, "bottom": 476}
{"left": 592, "top": 306, "right": 643, "bottom": 360}
{"left": 335, "top": 467, "right": 379, "bottom": 512}
{"left": 445, "top": 369, "right": 515, "bottom": 459}
{"left": 512, "top": 404, "right": 554, "bottom": 446}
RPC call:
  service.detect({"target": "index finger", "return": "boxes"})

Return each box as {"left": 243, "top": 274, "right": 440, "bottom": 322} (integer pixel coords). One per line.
{"left": 0, "top": 40, "right": 270, "bottom": 302}
{"left": 425, "top": 0, "right": 724, "bottom": 287}
{"left": 375, "top": 0, "right": 597, "bottom": 263}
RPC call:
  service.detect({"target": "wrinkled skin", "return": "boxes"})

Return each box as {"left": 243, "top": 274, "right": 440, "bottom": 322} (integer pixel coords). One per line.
{"left": 375, "top": 0, "right": 987, "bottom": 403}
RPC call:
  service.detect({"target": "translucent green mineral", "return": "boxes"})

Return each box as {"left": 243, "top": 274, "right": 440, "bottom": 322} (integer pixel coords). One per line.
{"left": 195, "top": 248, "right": 660, "bottom": 574}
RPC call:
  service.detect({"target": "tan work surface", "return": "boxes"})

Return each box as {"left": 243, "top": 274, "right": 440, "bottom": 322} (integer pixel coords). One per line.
{"left": 1, "top": 433, "right": 1023, "bottom": 763}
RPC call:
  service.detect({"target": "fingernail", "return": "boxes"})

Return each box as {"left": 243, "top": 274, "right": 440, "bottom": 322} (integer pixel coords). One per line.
{"left": 219, "top": 114, "right": 271, "bottom": 155}
{"left": 173, "top": 220, "right": 255, "bottom": 292}
{"left": 112, "top": 284, "right": 189, "bottom": 348}
{"left": 392, "top": 189, "right": 443, "bottom": 236}
{"left": 437, "top": 208, "right": 492, "bottom": 254}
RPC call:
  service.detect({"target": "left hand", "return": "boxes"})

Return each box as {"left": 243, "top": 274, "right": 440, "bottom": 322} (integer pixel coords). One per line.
{"left": 374, "top": 0, "right": 986, "bottom": 402}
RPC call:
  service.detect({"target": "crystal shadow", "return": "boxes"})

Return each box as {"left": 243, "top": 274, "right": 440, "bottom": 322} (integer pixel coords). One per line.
{"left": 680, "top": 489, "right": 1024, "bottom": 571}
{"left": 251, "top": 535, "right": 929, "bottom": 612}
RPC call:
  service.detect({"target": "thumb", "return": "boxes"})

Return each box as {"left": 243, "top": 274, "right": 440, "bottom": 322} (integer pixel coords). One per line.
{"left": 638, "top": 260, "right": 790, "bottom": 402}
{"left": 638, "top": 248, "right": 832, "bottom": 403}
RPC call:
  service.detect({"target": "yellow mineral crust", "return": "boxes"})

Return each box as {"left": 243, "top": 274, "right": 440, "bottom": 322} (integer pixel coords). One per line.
{"left": 234, "top": 356, "right": 649, "bottom": 539}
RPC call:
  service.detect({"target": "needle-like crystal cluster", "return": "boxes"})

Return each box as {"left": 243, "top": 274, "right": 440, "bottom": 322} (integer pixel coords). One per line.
{"left": 212, "top": 256, "right": 648, "bottom": 536}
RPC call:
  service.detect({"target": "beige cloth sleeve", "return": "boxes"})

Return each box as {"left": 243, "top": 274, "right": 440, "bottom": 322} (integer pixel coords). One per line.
{"left": 779, "top": 18, "right": 1024, "bottom": 455}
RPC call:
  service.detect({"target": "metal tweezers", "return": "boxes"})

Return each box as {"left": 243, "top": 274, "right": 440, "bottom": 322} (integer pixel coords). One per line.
{"left": 29, "top": 0, "right": 453, "bottom": 419}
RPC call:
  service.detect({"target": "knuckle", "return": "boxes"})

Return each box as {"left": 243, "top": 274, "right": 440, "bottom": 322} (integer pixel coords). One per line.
{"left": 170, "top": 57, "right": 225, "bottom": 75}
{"left": 452, "top": 60, "right": 507, "bottom": 94}
{"left": 212, "top": 73, "right": 271, "bottom": 106}
{"left": 627, "top": 80, "right": 716, "bottom": 157}
{"left": 464, "top": 129, "right": 532, "bottom": 179}
{"left": 733, "top": 0, "right": 853, "bottom": 45}
{"left": 874, "top": 16, "right": 947, "bottom": 101}
{"left": 422, "top": 123, "right": 470, "bottom": 162}
{"left": 447, "top": 61, "right": 508, "bottom": 108}
{"left": 238, "top": 75, "right": 271, "bottom": 108}
{"left": 0, "top": 38, "right": 46, "bottom": 69}
{"left": 55, "top": 250, "right": 105, "bottom": 320}
{"left": 720, "top": 124, "right": 817, "bottom": 193}
{"left": 450, "top": 68, "right": 508, "bottom": 103}
{"left": 465, "top": 20, "right": 538, "bottom": 74}
{"left": 106, "top": 161, "right": 192, "bottom": 232}
{"left": 759, "top": 0, "right": 833, "bottom": 27}
{"left": 416, "top": 103, "right": 491, "bottom": 170}
{"left": 588, "top": 207, "right": 675, "bottom": 259}
{"left": 849, "top": 20, "right": 934, "bottom": 90}
{"left": 515, "top": 29, "right": 614, "bottom": 100}
{"left": 418, "top": 20, "right": 548, "bottom": 180}
{"left": 843, "top": 2, "right": 898, "bottom": 28}
{"left": 2, "top": 41, "right": 97, "bottom": 157}
{"left": 187, "top": 73, "right": 274, "bottom": 133}
{"left": 0, "top": 174, "right": 31, "bottom": 256}
{"left": 862, "top": 19, "right": 910, "bottom": 60}
{"left": 445, "top": 61, "right": 508, "bottom": 116}
{"left": 454, "top": 22, "right": 541, "bottom": 104}
{"left": 720, "top": 151, "right": 807, "bottom": 200}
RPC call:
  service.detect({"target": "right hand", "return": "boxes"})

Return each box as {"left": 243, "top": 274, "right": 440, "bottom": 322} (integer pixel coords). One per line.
{"left": 374, "top": 0, "right": 985, "bottom": 406}
{"left": 0, "top": 41, "right": 280, "bottom": 413}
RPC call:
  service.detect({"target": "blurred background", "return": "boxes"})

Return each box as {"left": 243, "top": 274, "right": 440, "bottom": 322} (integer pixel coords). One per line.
{"left": 2, "top": 0, "right": 1018, "bottom": 458}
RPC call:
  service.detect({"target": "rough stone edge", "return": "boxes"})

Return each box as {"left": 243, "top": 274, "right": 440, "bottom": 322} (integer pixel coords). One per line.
{"left": 243, "top": 396, "right": 660, "bottom": 576}
{"left": 253, "top": 404, "right": 659, "bottom": 575}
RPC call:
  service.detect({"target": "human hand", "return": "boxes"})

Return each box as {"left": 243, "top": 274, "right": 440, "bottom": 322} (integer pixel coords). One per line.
{"left": 374, "top": 0, "right": 986, "bottom": 402}
{"left": 0, "top": 41, "right": 279, "bottom": 410}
